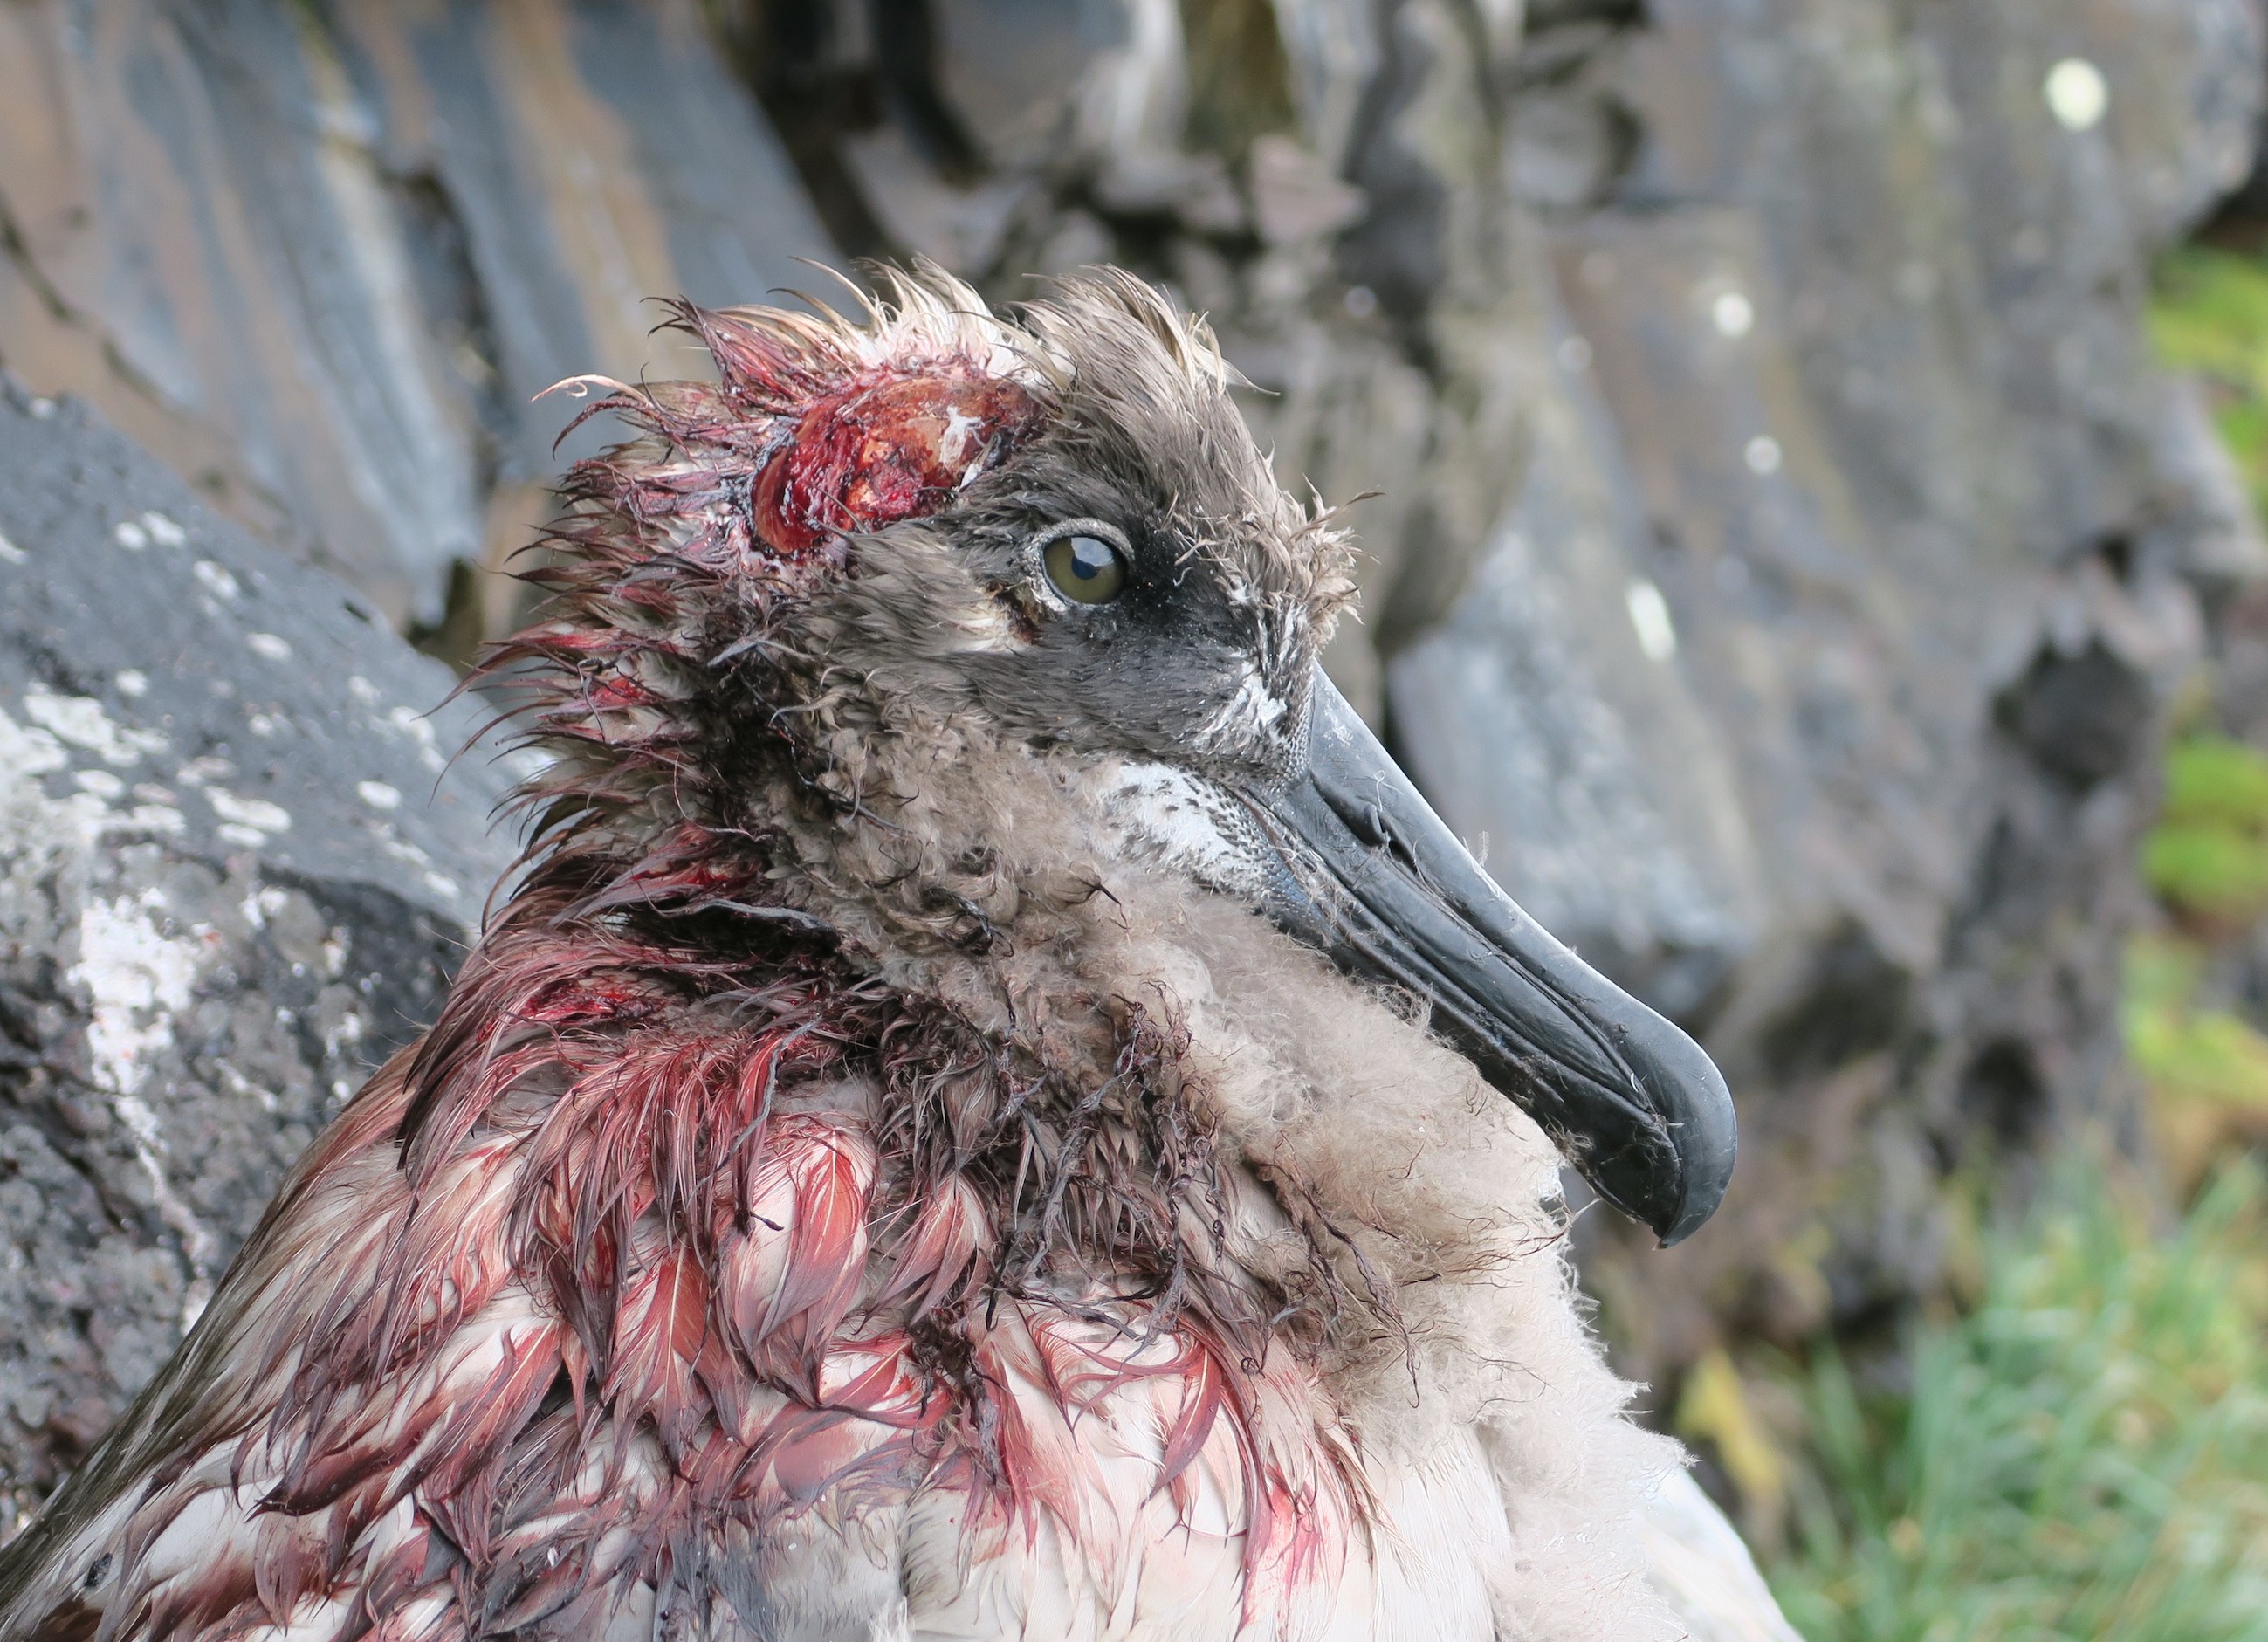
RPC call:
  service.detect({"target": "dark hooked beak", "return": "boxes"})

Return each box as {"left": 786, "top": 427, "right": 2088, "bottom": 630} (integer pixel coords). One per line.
{"left": 1243, "top": 669, "right": 1736, "bottom": 1246}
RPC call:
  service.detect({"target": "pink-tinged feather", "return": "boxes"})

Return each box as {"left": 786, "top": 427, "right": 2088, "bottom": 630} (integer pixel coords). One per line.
{"left": 754, "top": 1123, "right": 872, "bottom": 1344}
{"left": 607, "top": 1248, "right": 712, "bottom": 1456}
{"left": 1155, "top": 1344, "right": 1232, "bottom": 1503}
{"left": 872, "top": 1173, "right": 989, "bottom": 1320}
{"left": 972, "top": 1307, "right": 1124, "bottom": 1563}
{"left": 717, "top": 1118, "right": 874, "bottom": 1397}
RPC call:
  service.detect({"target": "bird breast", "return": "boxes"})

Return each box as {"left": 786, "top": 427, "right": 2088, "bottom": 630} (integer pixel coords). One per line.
{"left": 0, "top": 1072, "right": 1522, "bottom": 1642}
{"left": 0, "top": 874, "right": 1679, "bottom": 1642}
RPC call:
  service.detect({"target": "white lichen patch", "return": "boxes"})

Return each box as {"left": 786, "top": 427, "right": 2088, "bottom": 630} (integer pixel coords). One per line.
{"left": 68, "top": 889, "right": 202, "bottom": 1096}
{"left": 22, "top": 690, "right": 168, "bottom": 766}
{"left": 364, "top": 827, "right": 462, "bottom": 904}
{"left": 1625, "top": 579, "right": 1679, "bottom": 662}
{"left": 0, "top": 709, "right": 70, "bottom": 780}
{"left": 110, "top": 1089, "right": 219, "bottom": 1329}
{"left": 175, "top": 756, "right": 235, "bottom": 787}
{"left": 322, "top": 1009, "right": 367, "bottom": 1062}
{"left": 375, "top": 828, "right": 431, "bottom": 869}
{"left": 378, "top": 705, "right": 447, "bottom": 773}
{"left": 193, "top": 560, "right": 243, "bottom": 601}
{"left": 204, "top": 790, "right": 292, "bottom": 837}
{"left": 213, "top": 1058, "right": 281, "bottom": 1114}
{"left": 2045, "top": 57, "right": 2109, "bottom": 133}
{"left": 239, "top": 885, "right": 290, "bottom": 931}
{"left": 0, "top": 704, "right": 229, "bottom": 1348}
{"left": 123, "top": 803, "right": 186, "bottom": 837}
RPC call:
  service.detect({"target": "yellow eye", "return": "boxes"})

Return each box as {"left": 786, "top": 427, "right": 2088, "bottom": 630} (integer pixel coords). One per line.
{"left": 1042, "top": 532, "right": 1128, "bottom": 605}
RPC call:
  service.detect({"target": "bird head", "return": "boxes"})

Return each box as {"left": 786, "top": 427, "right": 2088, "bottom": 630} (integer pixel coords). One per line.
{"left": 503, "top": 266, "right": 1735, "bottom": 1247}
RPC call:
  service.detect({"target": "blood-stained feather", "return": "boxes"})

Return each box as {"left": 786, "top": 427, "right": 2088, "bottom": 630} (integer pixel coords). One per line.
{"left": 608, "top": 1248, "right": 712, "bottom": 1457}
{"left": 724, "top": 1118, "right": 873, "bottom": 1384}
{"left": 1155, "top": 1343, "right": 1233, "bottom": 1503}
{"left": 871, "top": 1172, "right": 989, "bottom": 1321}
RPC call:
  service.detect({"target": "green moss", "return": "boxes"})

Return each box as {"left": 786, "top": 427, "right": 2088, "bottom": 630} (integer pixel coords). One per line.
{"left": 2162, "top": 736, "right": 2268, "bottom": 829}
{"left": 1767, "top": 1158, "right": 2268, "bottom": 1642}
{"left": 2141, "top": 737, "right": 2268, "bottom": 923}
{"left": 2150, "top": 251, "right": 2268, "bottom": 388}
{"left": 2151, "top": 249, "right": 2268, "bottom": 518}
{"left": 2125, "top": 938, "right": 2268, "bottom": 1111}
{"left": 2142, "top": 828, "right": 2268, "bottom": 923}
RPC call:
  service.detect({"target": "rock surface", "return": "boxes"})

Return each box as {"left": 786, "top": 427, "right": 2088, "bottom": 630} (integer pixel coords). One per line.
{"left": 0, "top": 0, "right": 832, "bottom": 637}
{"left": 1495, "top": 0, "right": 2267, "bottom": 1382}
{"left": 0, "top": 376, "right": 513, "bottom": 1525}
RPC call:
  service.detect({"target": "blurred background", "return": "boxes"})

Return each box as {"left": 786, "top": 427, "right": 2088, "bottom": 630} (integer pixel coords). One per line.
{"left": 7, "top": 0, "right": 2268, "bottom": 1630}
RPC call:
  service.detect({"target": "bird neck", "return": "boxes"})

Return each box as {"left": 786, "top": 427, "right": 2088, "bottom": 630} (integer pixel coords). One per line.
{"left": 395, "top": 832, "right": 1331, "bottom": 1370}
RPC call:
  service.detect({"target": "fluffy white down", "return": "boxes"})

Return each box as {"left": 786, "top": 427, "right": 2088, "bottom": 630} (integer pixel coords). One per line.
{"left": 1094, "top": 876, "right": 1689, "bottom": 1642}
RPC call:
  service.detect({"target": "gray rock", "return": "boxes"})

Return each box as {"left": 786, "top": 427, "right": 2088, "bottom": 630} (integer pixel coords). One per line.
{"left": 0, "top": 0, "right": 835, "bottom": 629}
{"left": 1515, "top": 0, "right": 2251, "bottom": 1372}
{"left": 335, "top": 2, "right": 837, "bottom": 494}
{"left": 1387, "top": 297, "right": 1763, "bottom": 1022}
{"left": 0, "top": 378, "right": 513, "bottom": 1525}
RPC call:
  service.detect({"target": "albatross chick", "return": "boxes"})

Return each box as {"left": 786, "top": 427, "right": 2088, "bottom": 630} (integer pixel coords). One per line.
{"left": 0, "top": 268, "right": 1740, "bottom": 1642}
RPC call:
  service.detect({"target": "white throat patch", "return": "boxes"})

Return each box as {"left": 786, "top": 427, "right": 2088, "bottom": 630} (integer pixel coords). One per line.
{"left": 1086, "top": 760, "right": 1273, "bottom": 901}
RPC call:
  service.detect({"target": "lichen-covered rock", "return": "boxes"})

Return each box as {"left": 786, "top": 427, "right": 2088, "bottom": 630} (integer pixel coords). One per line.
{"left": 0, "top": 377, "right": 513, "bottom": 1526}
{"left": 1506, "top": 0, "right": 2265, "bottom": 1377}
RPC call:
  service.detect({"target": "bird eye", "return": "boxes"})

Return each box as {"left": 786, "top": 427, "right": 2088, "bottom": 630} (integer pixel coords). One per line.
{"left": 1041, "top": 532, "right": 1128, "bottom": 606}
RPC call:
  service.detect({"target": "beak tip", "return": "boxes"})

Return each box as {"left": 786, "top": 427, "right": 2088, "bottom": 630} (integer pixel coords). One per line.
{"left": 1648, "top": 1067, "right": 1738, "bottom": 1248}
{"left": 1654, "top": 1205, "right": 1714, "bottom": 1250}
